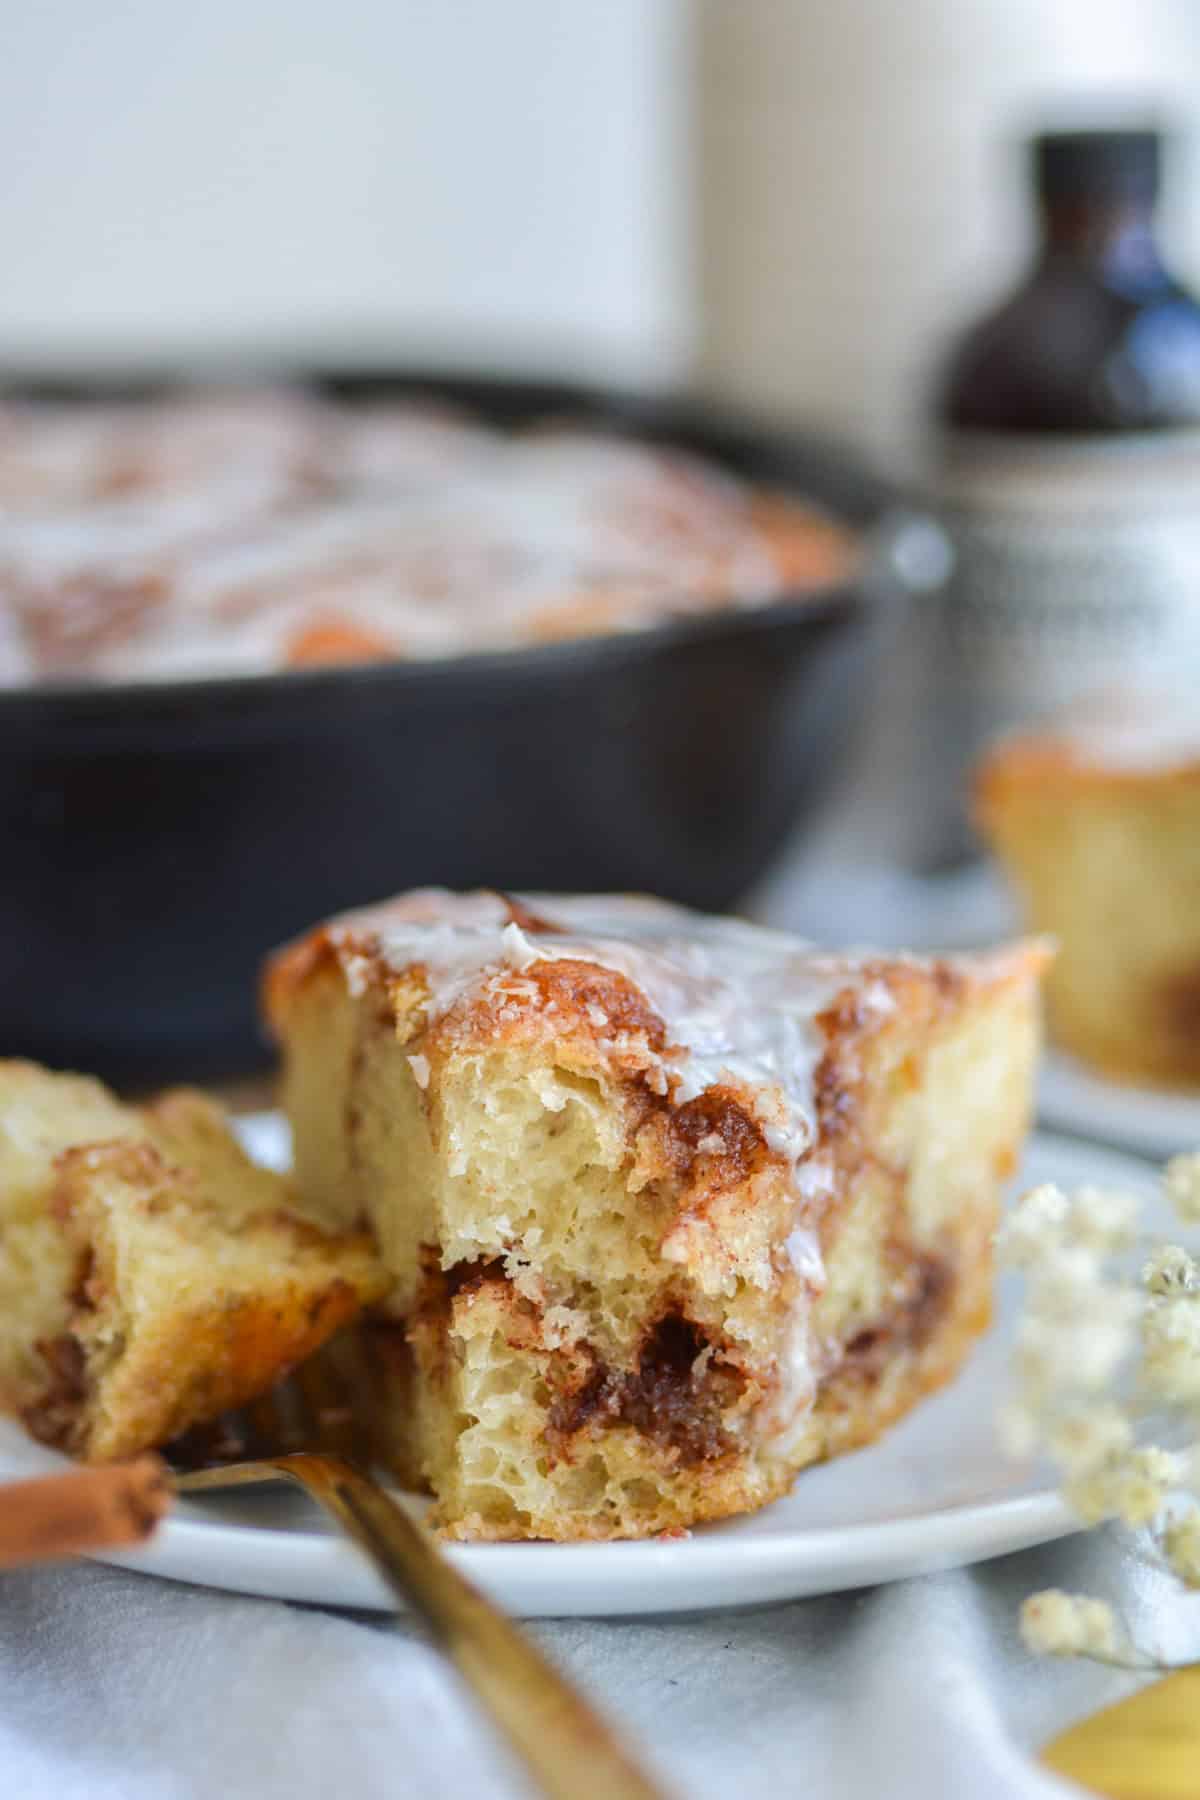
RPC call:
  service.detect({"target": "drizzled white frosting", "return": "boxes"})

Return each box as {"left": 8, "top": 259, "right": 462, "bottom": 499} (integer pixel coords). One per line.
{"left": 359, "top": 888, "right": 900, "bottom": 1166}
{"left": 0, "top": 392, "right": 852, "bottom": 687}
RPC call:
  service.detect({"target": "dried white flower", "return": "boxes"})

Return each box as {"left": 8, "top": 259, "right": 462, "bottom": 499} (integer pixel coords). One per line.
{"left": 1020, "top": 1591, "right": 1118, "bottom": 1659}
{"left": 1166, "top": 1153, "right": 1200, "bottom": 1224}
{"left": 1016, "top": 1287, "right": 1138, "bottom": 1402}
{"left": 1014, "top": 1238, "right": 1137, "bottom": 1404}
{"left": 1026, "top": 1244, "right": 1113, "bottom": 1311}
{"left": 1004, "top": 1150, "right": 1200, "bottom": 1668}
{"left": 1164, "top": 1511, "right": 1200, "bottom": 1589}
{"left": 1000, "top": 1182, "right": 1141, "bottom": 1269}
{"left": 1067, "top": 1446, "right": 1180, "bottom": 1528}
{"left": 1069, "top": 1187, "right": 1141, "bottom": 1253}
{"left": 997, "top": 1184, "right": 1070, "bottom": 1269}
{"left": 1045, "top": 1405, "right": 1133, "bottom": 1476}
{"left": 1117, "top": 1446, "right": 1181, "bottom": 1525}
{"left": 1142, "top": 1295, "right": 1200, "bottom": 1403}
{"left": 1143, "top": 1245, "right": 1200, "bottom": 1295}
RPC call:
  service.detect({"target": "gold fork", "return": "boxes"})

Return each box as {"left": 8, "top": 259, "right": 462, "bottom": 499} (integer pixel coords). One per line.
{"left": 172, "top": 1374, "right": 669, "bottom": 1800}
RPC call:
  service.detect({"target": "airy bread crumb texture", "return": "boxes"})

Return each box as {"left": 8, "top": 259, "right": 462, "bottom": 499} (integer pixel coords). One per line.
{"left": 269, "top": 908, "right": 1044, "bottom": 1540}
{"left": 0, "top": 1061, "right": 387, "bottom": 1460}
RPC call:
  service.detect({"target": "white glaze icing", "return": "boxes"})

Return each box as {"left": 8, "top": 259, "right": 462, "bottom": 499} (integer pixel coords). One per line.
{"left": 0, "top": 394, "right": 850, "bottom": 686}
{"left": 784, "top": 1224, "right": 826, "bottom": 1286}
{"left": 355, "top": 888, "right": 885, "bottom": 1167}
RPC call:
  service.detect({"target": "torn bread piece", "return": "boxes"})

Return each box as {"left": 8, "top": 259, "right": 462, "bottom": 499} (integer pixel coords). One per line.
{"left": 266, "top": 891, "right": 1047, "bottom": 1540}
{"left": 0, "top": 1062, "right": 387, "bottom": 1460}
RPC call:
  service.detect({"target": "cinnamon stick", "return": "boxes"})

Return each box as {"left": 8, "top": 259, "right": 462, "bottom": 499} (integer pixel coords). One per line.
{"left": 0, "top": 1456, "right": 171, "bottom": 1570}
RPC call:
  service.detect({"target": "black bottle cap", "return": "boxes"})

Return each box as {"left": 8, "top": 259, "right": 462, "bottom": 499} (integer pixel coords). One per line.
{"left": 1033, "top": 128, "right": 1162, "bottom": 207}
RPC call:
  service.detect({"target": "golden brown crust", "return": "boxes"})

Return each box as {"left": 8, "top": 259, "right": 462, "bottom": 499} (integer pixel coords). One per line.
{"left": 432, "top": 957, "right": 671, "bottom": 1064}
{"left": 82, "top": 1280, "right": 365, "bottom": 1463}
{"left": 262, "top": 926, "right": 344, "bottom": 1033}
{"left": 267, "top": 899, "right": 1047, "bottom": 1077}
{"left": 43, "top": 1135, "right": 385, "bottom": 1462}
{"left": 263, "top": 892, "right": 573, "bottom": 1043}
{"left": 0, "top": 1064, "right": 389, "bottom": 1464}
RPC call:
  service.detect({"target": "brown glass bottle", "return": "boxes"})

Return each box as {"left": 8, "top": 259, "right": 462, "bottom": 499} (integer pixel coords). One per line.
{"left": 908, "top": 128, "right": 1200, "bottom": 867}
{"left": 943, "top": 129, "right": 1200, "bottom": 433}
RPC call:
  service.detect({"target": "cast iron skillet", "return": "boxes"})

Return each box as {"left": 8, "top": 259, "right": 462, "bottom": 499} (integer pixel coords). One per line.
{"left": 0, "top": 370, "right": 899, "bottom": 1082}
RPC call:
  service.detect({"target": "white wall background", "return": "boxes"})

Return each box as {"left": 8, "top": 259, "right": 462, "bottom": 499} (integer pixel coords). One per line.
{"left": 2, "top": 2, "right": 1200, "bottom": 457}
{"left": 0, "top": 0, "right": 690, "bottom": 383}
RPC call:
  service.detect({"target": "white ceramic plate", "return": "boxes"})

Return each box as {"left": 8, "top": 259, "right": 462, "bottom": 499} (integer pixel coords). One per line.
{"left": 1039, "top": 1051, "right": 1200, "bottom": 1163}
{"left": 0, "top": 1128, "right": 1159, "bottom": 1619}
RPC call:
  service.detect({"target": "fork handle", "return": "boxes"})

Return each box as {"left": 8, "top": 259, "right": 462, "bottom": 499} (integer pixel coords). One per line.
{"left": 178, "top": 1453, "right": 669, "bottom": 1800}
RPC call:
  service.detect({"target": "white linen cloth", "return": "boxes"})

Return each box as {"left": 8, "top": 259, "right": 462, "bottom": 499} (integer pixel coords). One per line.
{"left": 0, "top": 1525, "right": 1187, "bottom": 1799}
